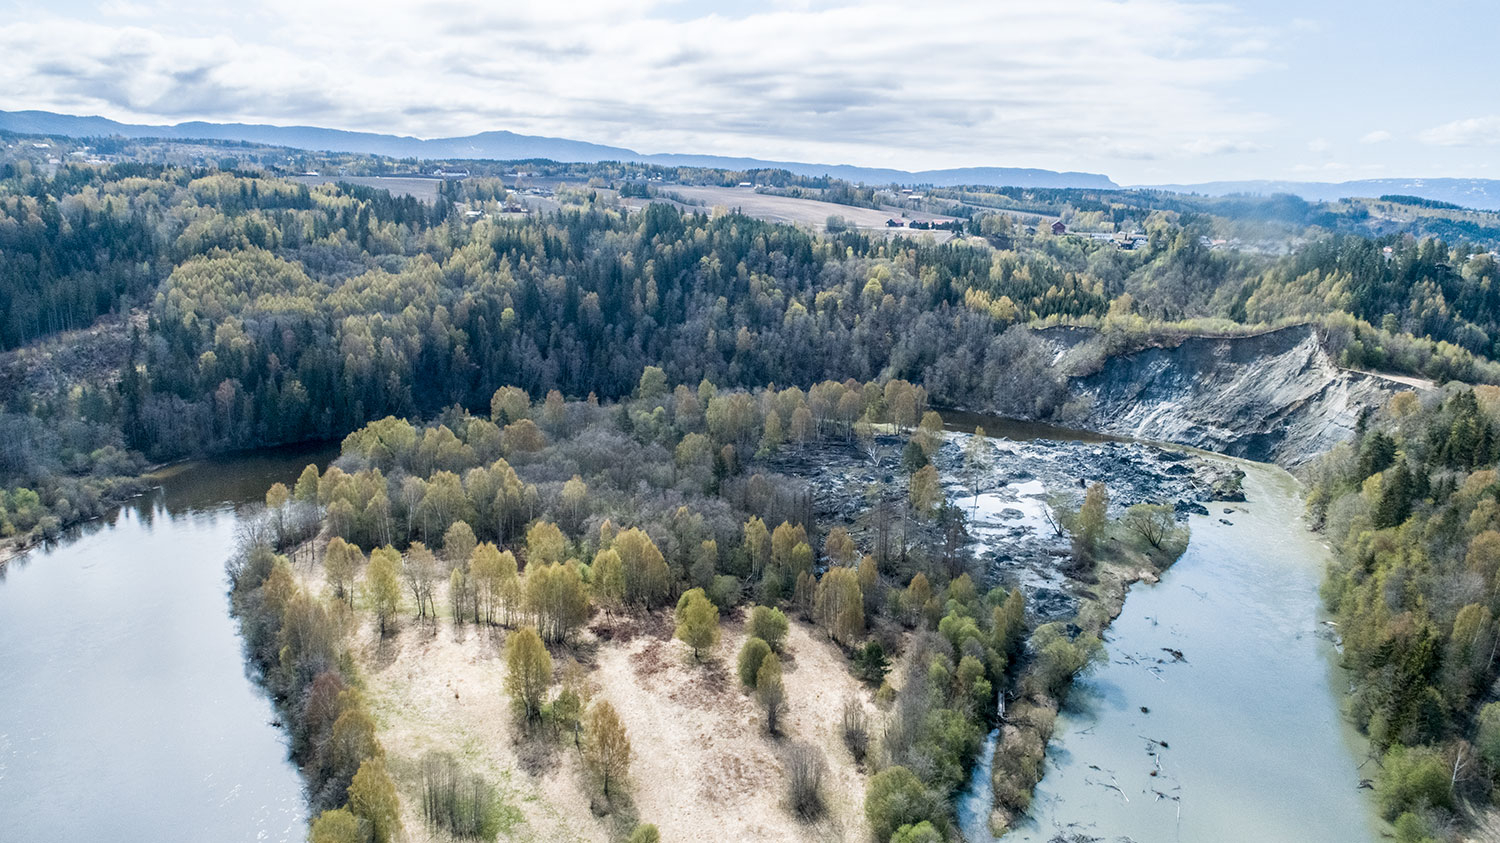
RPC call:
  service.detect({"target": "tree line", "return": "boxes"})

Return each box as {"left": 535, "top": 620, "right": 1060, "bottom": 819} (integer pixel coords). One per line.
{"left": 231, "top": 373, "right": 1195, "bottom": 840}
{"left": 5, "top": 159, "right": 1500, "bottom": 551}
{"left": 1308, "top": 386, "right": 1500, "bottom": 839}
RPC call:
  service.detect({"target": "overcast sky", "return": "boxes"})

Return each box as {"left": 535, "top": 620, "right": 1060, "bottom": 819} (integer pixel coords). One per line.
{"left": 1, "top": 0, "right": 1495, "bottom": 184}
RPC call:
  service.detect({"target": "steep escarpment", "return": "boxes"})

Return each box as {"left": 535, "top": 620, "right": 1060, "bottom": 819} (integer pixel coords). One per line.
{"left": 1056, "top": 325, "right": 1403, "bottom": 465}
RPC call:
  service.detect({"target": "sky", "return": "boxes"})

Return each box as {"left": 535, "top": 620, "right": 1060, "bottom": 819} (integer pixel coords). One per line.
{"left": 0, "top": 0, "right": 1495, "bottom": 185}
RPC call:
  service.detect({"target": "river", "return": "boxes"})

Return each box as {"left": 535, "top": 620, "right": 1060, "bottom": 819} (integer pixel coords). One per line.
{"left": 956, "top": 451, "right": 1382, "bottom": 842}
{"left": 0, "top": 444, "right": 334, "bottom": 843}
{"left": 0, "top": 421, "right": 1382, "bottom": 842}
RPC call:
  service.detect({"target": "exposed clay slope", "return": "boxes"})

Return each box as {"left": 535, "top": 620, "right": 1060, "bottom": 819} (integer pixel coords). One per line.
{"left": 1060, "top": 325, "right": 1402, "bottom": 465}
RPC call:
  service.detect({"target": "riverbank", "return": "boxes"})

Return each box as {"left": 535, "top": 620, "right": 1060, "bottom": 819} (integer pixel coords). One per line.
{"left": 976, "top": 493, "right": 1192, "bottom": 837}
{"left": 930, "top": 427, "right": 1234, "bottom": 837}
{"left": 0, "top": 437, "right": 341, "bottom": 573}
{"left": 228, "top": 402, "right": 1382, "bottom": 843}
{"left": 0, "top": 534, "right": 35, "bottom": 567}
{"left": 998, "top": 461, "right": 1381, "bottom": 842}
{"left": 0, "top": 451, "right": 317, "bottom": 842}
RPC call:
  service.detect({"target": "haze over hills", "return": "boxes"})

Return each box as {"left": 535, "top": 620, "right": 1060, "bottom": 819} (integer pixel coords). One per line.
{"left": 1136, "top": 178, "right": 1500, "bottom": 212}
{"left": 0, "top": 110, "right": 1117, "bottom": 190}
{"left": 7, "top": 109, "right": 1500, "bottom": 210}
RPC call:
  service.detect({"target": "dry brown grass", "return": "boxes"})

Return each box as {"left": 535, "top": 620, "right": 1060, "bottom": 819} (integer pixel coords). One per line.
{"left": 663, "top": 185, "right": 958, "bottom": 241}
{"left": 294, "top": 553, "right": 875, "bottom": 841}
{"left": 591, "top": 612, "right": 874, "bottom": 842}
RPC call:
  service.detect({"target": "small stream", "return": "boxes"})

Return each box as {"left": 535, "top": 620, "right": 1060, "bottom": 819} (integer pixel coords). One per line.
{"left": 954, "top": 451, "right": 1382, "bottom": 842}
{"left": 0, "top": 444, "right": 334, "bottom": 842}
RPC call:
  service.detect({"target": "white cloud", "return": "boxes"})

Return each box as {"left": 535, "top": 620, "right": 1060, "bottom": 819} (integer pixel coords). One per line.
{"left": 1359, "top": 129, "right": 1392, "bottom": 144}
{"left": 1307, "top": 137, "right": 1331, "bottom": 153}
{"left": 0, "top": 0, "right": 1275, "bottom": 172}
{"left": 98, "top": 0, "right": 153, "bottom": 16}
{"left": 1181, "top": 138, "right": 1262, "bottom": 155}
{"left": 1419, "top": 115, "right": 1500, "bottom": 147}
{"left": 1289, "top": 161, "right": 1350, "bottom": 174}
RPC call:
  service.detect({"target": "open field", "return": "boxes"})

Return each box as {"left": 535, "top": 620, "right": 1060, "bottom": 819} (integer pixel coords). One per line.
{"left": 291, "top": 175, "right": 444, "bottom": 201}
{"left": 662, "top": 185, "right": 960, "bottom": 240}
{"left": 293, "top": 557, "right": 876, "bottom": 842}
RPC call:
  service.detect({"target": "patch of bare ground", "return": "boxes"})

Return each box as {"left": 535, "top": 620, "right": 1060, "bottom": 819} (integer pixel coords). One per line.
{"left": 661, "top": 184, "right": 958, "bottom": 241}
{"left": 291, "top": 552, "right": 874, "bottom": 842}
{"left": 0, "top": 311, "right": 141, "bottom": 402}
{"left": 346, "top": 607, "right": 605, "bottom": 843}
{"left": 0, "top": 536, "right": 36, "bottom": 568}
{"left": 592, "top": 612, "right": 874, "bottom": 842}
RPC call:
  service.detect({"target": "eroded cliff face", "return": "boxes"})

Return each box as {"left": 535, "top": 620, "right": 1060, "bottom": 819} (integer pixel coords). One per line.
{"left": 1056, "top": 326, "right": 1403, "bottom": 465}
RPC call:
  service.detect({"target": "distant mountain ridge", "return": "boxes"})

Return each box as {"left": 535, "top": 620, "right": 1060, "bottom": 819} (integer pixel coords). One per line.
{"left": 8, "top": 110, "right": 1500, "bottom": 208}
{"left": 0, "top": 110, "right": 1117, "bottom": 189}
{"left": 1135, "top": 178, "right": 1500, "bottom": 211}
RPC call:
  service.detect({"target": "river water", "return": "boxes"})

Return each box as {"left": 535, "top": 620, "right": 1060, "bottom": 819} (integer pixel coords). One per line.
{"left": 0, "top": 420, "right": 1382, "bottom": 842}
{"left": 0, "top": 445, "right": 333, "bottom": 843}
{"left": 957, "top": 456, "right": 1382, "bottom": 842}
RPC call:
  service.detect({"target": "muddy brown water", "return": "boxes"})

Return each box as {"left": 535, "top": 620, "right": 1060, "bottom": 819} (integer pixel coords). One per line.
{"left": 0, "top": 443, "right": 336, "bottom": 842}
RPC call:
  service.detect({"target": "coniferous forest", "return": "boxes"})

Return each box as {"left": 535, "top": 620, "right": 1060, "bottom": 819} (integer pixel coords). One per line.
{"left": 4, "top": 154, "right": 1500, "bottom": 540}
{"left": 7, "top": 142, "right": 1500, "bottom": 841}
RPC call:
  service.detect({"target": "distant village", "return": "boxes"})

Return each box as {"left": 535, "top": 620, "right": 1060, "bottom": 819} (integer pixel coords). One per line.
{"left": 4, "top": 135, "right": 1497, "bottom": 261}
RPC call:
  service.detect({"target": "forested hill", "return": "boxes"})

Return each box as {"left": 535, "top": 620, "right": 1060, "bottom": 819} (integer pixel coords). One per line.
{"left": 0, "top": 110, "right": 1116, "bottom": 189}
{"left": 1, "top": 157, "right": 1500, "bottom": 540}
{"left": 1307, "top": 386, "right": 1500, "bottom": 835}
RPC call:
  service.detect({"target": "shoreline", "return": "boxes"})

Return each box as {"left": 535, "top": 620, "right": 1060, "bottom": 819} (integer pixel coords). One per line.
{"left": 225, "top": 421, "right": 1295, "bottom": 841}
{"left": 995, "top": 460, "right": 1381, "bottom": 842}
{"left": 944, "top": 429, "right": 1217, "bottom": 837}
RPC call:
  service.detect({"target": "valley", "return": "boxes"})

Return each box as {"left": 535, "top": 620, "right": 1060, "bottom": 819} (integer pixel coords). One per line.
{"left": 0, "top": 140, "right": 1495, "bottom": 843}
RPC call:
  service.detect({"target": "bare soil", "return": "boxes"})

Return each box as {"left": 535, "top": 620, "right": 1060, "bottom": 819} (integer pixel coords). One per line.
{"left": 0, "top": 311, "right": 141, "bottom": 404}
{"left": 590, "top": 611, "right": 873, "bottom": 842}
{"left": 293, "top": 554, "right": 874, "bottom": 842}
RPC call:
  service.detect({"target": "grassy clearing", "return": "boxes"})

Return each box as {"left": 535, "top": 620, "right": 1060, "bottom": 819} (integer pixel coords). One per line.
{"left": 292, "top": 554, "right": 875, "bottom": 842}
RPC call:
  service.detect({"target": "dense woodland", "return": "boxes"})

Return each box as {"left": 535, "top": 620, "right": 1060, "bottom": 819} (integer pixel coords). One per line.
{"left": 1309, "top": 386, "right": 1500, "bottom": 840}
{"left": 4, "top": 155, "right": 1500, "bottom": 545}
{"left": 229, "top": 379, "right": 1174, "bottom": 841}
{"left": 5, "top": 144, "right": 1500, "bottom": 837}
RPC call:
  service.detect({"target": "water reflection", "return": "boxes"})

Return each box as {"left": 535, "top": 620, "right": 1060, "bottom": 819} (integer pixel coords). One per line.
{"left": 0, "top": 443, "right": 335, "bottom": 843}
